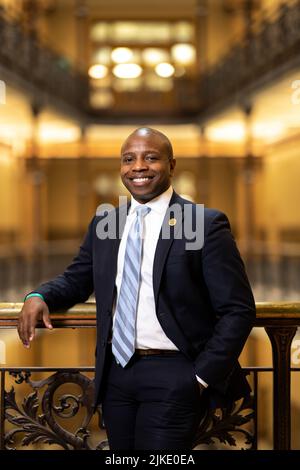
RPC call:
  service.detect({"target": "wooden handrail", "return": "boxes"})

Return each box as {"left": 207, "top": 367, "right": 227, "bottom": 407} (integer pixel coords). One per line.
{"left": 1, "top": 301, "right": 300, "bottom": 328}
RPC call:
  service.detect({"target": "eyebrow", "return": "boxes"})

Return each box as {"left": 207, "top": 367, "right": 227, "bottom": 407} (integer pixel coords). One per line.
{"left": 121, "top": 149, "right": 162, "bottom": 156}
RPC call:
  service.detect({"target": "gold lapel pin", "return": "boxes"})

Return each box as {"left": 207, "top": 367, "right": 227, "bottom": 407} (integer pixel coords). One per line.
{"left": 168, "top": 218, "right": 177, "bottom": 226}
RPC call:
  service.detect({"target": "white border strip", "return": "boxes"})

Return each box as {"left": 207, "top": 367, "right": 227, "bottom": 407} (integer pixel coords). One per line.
{"left": 0, "top": 79, "right": 6, "bottom": 104}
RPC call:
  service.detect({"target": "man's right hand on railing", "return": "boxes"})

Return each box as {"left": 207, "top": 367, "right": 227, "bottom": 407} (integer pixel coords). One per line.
{"left": 17, "top": 297, "right": 53, "bottom": 348}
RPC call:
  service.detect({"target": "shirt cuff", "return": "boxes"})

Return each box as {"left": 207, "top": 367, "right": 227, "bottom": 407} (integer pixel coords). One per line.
{"left": 196, "top": 375, "right": 208, "bottom": 388}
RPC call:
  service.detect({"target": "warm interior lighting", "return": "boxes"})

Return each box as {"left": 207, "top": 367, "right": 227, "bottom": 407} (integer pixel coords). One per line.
{"left": 90, "top": 23, "right": 108, "bottom": 41}
{"left": 89, "top": 21, "right": 197, "bottom": 106}
{"left": 145, "top": 73, "right": 173, "bottom": 91}
{"left": 88, "top": 64, "right": 108, "bottom": 79}
{"left": 207, "top": 123, "right": 246, "bottom": 142}
{"left": 113, "top": 77, "right": 142, "bottom": 92}
{"left": 142, "top": 48, "right": 170, "bottom": 65}
{"left": 0, "top": 145, "right": 11, "bottom": 165}
{"left": 207, "top": 119, "right": 286, "bottom": 144}
{"left": 253, "top": 122, "right": 285, "bottom": 141}
{"left": 155, "top": 62, "right": 175, "bottom": 78}
{"left": 111, "top": 47, "right": 133, "bottom": 63}
{"left": 92, "top": 47, "right": 112, "bottom": 65}
{"left": 112, "top": 22, "right": 171, "bottom": 44}
{"left": 39, "top": 125, "right": 80, "bottom": 143}
{"left": 171, "top": 44, "right": 196, "bottom": 65}
{"left": 174, "top": 66, "right": 186, "bottom": 77}
{"left": 113, "top": 63, "right": 142, "bottom": 79}
{"left": 0, "top": 124, "right": 31, "bottom": 146}
{"left": 90, "top": 89, "right": 114, "bottom": 108}
{"left": 91, "top": 21, "right": 195, "bottom": 44}
{"left": 90, "top": 76, "right": 111, "bottom": 88}
{"left": 173, "top": 22, "right": 194, "bottom": 42}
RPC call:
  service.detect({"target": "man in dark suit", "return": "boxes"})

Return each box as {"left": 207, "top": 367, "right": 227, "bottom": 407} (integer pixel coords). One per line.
{"left": 18, "top": 127, "right": 256, "bottom": 450}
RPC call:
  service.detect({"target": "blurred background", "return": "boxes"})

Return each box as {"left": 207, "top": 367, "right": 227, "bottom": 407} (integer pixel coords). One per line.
{"left": 1, "top": 0, "right": 300, "bottom": 449}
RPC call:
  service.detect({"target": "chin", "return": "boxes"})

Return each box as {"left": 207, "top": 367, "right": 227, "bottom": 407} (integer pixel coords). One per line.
{"left": 127, "top": 185, "right": 153, "bottom": 199}
{"left": 132, "top": 192, "right": 153, "bottom": 202}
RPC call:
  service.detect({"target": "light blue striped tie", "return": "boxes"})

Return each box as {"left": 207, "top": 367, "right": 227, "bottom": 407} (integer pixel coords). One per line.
{"left": 112, "top": 205, "right": 151, "bottom": 367}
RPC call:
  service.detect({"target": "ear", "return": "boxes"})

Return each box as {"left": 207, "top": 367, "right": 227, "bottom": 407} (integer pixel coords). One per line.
{"left": 169, "top": 158, "right": 176, "bottom": 176}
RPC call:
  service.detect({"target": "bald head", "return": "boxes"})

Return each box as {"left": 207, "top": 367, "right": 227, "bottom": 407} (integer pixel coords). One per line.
{"left": 121, "top": 127, "right": 174, "bottom": 160}
{"left": 120, "top": 126, "right": 176, "bottom": 203}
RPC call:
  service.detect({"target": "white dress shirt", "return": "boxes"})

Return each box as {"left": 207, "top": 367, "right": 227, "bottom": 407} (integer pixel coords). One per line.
{"left": 113, "top": 186, "right": 208, "bottom": 388}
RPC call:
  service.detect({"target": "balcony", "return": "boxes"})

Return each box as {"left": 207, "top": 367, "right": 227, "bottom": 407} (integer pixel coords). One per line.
{"left": 0, "top": 302, "right": 299, "bottom": 450}
{"left": 0, "top": 6, "right": 89, "bottom": 115}
{"left": 196, "top": 1, "right": 300, "bottom": 116}
{"left": 2, "top": 1, "right": 300, "bottom": 123}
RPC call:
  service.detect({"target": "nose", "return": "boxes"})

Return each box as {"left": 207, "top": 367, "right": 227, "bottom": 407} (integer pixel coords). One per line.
{"left": 132, "top": 156, "right": 148, "bottom": 171}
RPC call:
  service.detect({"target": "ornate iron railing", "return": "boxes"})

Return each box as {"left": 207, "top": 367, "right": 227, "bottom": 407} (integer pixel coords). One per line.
{"left": 177, "top": 1, "right": 300, "bottom": 116}
{"left": 0, "top": 302, "right": 300, "bottom": 450}
{"left": 0, "top": 366, "right": 256, "bottom": 451}
{"left": 0, "top": 6, "right": 89, "bottom": 112}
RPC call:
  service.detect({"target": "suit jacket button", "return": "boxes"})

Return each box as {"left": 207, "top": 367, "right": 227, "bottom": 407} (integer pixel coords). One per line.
{"left": 102, "top": 340, "right": 106, "bottom": 347}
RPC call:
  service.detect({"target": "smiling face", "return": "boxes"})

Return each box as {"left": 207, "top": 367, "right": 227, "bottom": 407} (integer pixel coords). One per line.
{"left": 120, "top": 129, "right": 176, "bottom": 203}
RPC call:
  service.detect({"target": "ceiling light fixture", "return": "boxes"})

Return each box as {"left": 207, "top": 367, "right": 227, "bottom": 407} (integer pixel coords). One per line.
{"left": 88, "top": 64, "right": 108, "bottom": 79}
{"left": 142, "top": 48, "right": 170, "bottom": 65}
{"left": 155, "top": 62, "right": 175, "bottom": 78}
{"left": 111, "top": 47, "right": 134, "bottom": 63}
{"left": 171, "top": 44, "right": 196, "bottom": 65}
{"left": 113, "top": 63, "right": 142, "bottom": 79}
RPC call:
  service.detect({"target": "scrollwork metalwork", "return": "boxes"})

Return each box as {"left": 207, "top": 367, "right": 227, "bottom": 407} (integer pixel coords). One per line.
{"left": 4, "top": 370, "right": 108, "bottom": 450}
{"left": 193, "top": 394, "right": 255, "bottom": 449}
{"left": 2, "top": 368, "right": 254, "bottom": 450}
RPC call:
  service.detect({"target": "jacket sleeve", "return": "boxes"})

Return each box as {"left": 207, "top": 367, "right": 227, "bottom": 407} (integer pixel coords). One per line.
{"left": 32, "top": 217, "right": 95, "bottom": 311}
{"left": 194, "top": 211, "right": 256, "bottom": 392}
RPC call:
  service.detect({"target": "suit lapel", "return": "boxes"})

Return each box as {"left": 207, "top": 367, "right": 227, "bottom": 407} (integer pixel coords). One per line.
{"left": 101, "top": 202, "right": 128, "bottom": 309}
{"left": 153, "top": 191, "right": 184, "bottom": 306}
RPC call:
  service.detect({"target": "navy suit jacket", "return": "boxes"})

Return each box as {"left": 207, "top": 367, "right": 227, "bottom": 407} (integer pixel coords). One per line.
{"left": 35, "top": 191, "right": 256, "bottom": 407}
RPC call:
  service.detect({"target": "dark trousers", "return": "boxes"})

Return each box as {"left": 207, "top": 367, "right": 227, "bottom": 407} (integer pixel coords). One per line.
{"left": 101, "top": 350, "right": 205, "bottom": 450}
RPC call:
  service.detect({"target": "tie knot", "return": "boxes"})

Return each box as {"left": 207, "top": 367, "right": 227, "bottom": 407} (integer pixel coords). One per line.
{"left": 135, "top": 205, "right": 151, "bottom": 218}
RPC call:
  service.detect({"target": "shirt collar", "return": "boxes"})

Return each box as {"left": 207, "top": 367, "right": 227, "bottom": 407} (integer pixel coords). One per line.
{"left": 129, "top": 186, "right": 173, "bottom": 215}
